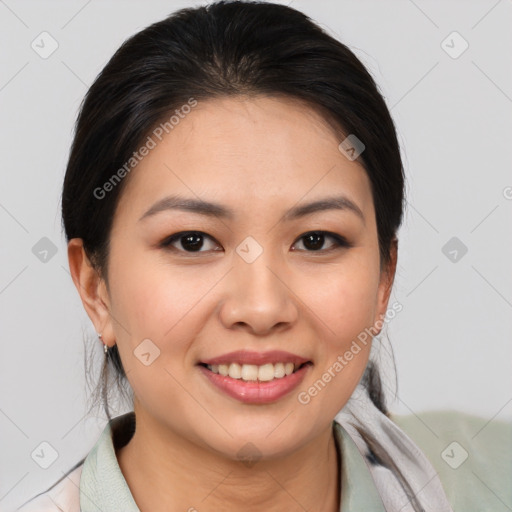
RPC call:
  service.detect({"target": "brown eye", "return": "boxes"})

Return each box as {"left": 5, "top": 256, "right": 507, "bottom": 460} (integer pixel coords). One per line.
{"left": 161, "top": 231, "right": 221, "bottom": 253}
{"left": 292, "top": 231, "right": 350, "bottom": 252}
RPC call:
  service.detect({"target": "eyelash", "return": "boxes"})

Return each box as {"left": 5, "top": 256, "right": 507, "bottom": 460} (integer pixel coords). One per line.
{"left": 159, "top": 230, "right": 351, "bottom": 254}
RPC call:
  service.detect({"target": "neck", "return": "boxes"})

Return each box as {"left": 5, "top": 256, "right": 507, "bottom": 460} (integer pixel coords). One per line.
{"left": 116, "top": 411, "right": 341, "bottom": 512}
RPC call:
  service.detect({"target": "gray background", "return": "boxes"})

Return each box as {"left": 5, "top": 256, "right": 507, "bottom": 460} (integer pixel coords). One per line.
{"left": 1, "top": 0, "right": 511, "bottom": 509}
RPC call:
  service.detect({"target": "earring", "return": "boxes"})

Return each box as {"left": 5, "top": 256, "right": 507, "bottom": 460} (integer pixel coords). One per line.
{"left": 97, "top": 333, "right": 109, "bottom": 355}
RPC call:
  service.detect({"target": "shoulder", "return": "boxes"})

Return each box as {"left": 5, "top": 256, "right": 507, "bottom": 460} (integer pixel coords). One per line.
{"left": 390, "top": 409, "right": 512, "bottom": 510}
{"left": 17, "top": 463, "right": 83, "bottom": 512}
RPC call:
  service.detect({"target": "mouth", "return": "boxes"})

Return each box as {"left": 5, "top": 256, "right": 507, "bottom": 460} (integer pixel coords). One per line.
{"left": 196, "top": 351, "right": 313, "bottom": 404}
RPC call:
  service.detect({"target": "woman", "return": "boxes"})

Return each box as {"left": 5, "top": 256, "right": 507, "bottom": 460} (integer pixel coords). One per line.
{"left": 18, "top": 1, "right": 510, "bottom": 511}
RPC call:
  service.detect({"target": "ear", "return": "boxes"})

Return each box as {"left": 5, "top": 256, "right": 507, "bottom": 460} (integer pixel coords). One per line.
{"left": 373, "top": 237, "right": 398, "bottom": 335}
{"left": 67, "top": 238, "right": 115, "bottom": 347}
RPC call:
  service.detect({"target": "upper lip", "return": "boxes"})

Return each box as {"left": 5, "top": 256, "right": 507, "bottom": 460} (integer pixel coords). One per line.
{"left": 200, "top": 350, "right": 311, "bottom": 366}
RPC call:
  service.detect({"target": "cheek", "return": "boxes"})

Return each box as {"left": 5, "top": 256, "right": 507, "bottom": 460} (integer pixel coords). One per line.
{"left": 108, "top": 247, "right": 218, "bottom": 356}
{"left": 107, "top": 256, "right": 200, "bottom": 409}
{"left": 108, "top": 252, "right": 164, "bottom": 339}
{"left": 300, "top": 252, "right": 379, "bottom": 408}
{"left": 307, "top": 257, "right": 380, "bottom": 346}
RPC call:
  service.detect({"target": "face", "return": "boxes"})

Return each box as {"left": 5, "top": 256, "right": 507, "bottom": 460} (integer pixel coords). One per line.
{"left": 77, "top": 95, "right": 395, "bottom": 460}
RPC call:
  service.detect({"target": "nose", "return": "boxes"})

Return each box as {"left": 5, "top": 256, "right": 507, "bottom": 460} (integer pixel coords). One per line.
{"left": 218, "top": 249, "right": 299, "bottom": 336}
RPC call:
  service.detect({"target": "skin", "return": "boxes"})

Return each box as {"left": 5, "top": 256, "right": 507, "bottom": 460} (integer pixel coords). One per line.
{"left": 68, "top": 95, "right": 397, "bottom": 511}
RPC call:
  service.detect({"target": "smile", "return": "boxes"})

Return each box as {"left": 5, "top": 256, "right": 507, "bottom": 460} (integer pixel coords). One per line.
{"left": 197, "top": 349, "right": 313, "bottom": 403}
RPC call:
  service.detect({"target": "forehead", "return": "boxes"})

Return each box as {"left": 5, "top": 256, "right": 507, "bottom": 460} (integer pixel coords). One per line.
{"left": 115, "top": 95, "right": 374, "bottom": 223}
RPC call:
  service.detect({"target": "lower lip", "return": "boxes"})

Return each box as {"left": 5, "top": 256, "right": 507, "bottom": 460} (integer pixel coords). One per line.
{"left": 198, "top": 364, "right": 311, "bottom": 404}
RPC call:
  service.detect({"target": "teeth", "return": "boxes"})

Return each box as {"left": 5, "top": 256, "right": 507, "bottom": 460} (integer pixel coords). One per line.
{"left": 284, "top": 362, "right": 294, "bottom": 376}
{"left": 258, "top": 363, "right": 274, "bottom": 382}
{"left": 206, "top": 362, "right": 304, "bottom": 381}
{"left": 274, "top": 362, "right": 285, "bottom": 378}
{"left": 228, "top": 363, "right": 242, "bottom": 379}
{"left": 241, "top": 364, "right": 259, "bottom": 381}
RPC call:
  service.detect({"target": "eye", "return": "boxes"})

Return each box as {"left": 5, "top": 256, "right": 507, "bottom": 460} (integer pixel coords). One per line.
{"left": 160, "top": 230, "right": 350, "bottom": 254}
{"left": 160, "top": 231, "right": 222, "bottom": 253}
{"left": 291, "top": 231, "right": 350, "bottom": 252}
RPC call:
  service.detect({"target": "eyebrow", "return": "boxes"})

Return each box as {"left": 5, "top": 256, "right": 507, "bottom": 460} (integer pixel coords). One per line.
{"left": 138, "top": 194, "right": 365, "bottom": 224}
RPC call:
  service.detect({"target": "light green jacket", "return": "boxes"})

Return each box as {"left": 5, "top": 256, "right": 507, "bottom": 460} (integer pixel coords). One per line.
{"left": 17, "top": 410, "right": 512, "bottom": 511}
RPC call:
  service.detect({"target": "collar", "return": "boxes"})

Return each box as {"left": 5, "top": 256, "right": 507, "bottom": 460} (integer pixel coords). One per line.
{"left": 79, "top": 412, "right": 386, "bottom": 511}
